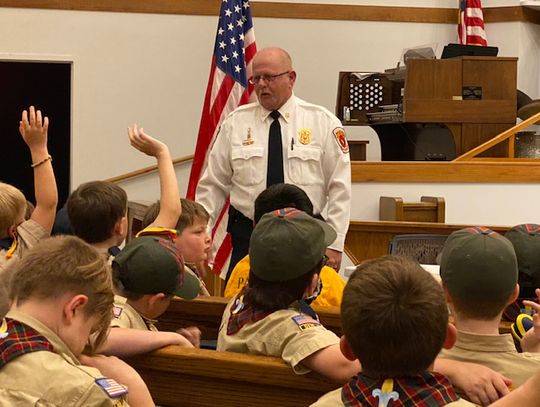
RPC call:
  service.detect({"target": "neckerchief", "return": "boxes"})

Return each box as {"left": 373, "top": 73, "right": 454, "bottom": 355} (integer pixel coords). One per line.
{"left": 226, "top": 293, "right": 273, "bottom": 335}
{"left": 342, "top": 372, "right": 460, "bottom": 407}
{"left": 0, "top": 318, "right": 54, "bottom": 369}
{"left": 0, "top": 237, "right": 16, "bottom": 260}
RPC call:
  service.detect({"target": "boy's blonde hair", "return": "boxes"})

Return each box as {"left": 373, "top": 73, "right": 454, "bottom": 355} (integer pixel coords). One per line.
{"left": 8, "top": 235, "right": 114, "bottom": 352}
{"left": 142, "top": 198, "right": 209, "bottom": 233}
{"left": 0, "top": 182, "right": 27, "bottom": 236}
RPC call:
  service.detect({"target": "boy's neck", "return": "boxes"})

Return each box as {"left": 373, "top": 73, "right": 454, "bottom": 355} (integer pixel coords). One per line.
{"left": 452, "top": 313, "right": 502, "bottom": 335}
{"left": 91, "top": 236, "right": 122, "bottom": 251}
{"left": 11, "top": 300, "right": 59, "bottom": 333}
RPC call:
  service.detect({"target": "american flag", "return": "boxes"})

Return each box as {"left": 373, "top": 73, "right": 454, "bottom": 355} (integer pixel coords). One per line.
{"left": 187, "top": 0, "right": 257, "bottom": 276}
{"left": 458, "top": 0, "right": 487, "bottom": 46}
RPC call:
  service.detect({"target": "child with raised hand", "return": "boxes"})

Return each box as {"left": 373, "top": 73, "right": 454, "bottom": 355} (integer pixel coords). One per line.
{"left": 0, "top": 235, "right": 154, "bottom": 406}
{"left": 99, "top": 125, "right": 200, "bottom": 356}
{"left": 127, "top": 124, "right": 180, "bottom": 230}
{"left": 0, "top": 106, "right": 58, "bottom": 317}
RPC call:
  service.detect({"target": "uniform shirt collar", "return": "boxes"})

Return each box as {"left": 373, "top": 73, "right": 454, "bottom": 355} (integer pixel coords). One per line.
{"left": 5, "top": 309, "right": 80, "bottom": 365}
{"left": 259, "top": 93, "right": 296, "bottom": 123}
{"left": 454, "top": 329, "right": 518, "bottom": 353}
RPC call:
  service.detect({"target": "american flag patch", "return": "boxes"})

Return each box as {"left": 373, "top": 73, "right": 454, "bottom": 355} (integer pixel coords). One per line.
{"left": 292, "top": 314, "right": 320, "bottom": 331}
{"left": 112, "top": 306, "right": 123, "bottom": 319}
{"left": 95, "top": 378, "right": 128, "bottom": 398}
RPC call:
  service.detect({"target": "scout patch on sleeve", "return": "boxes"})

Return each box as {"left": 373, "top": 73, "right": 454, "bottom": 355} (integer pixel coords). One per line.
{"left": 96, "top": 378, "right": 128, "bottom": 399}
{"left": 332, "top": 127, "right": 349, "bottom": 154}
{"left": 292, "top": 314, "right": 320, "bottom": 331}
{"left": 112, "top": 306, "right": 123, "bottom": 319}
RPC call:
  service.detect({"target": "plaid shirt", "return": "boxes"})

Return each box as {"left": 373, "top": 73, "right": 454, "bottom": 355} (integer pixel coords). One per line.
{"left": 342, "top": 372, "right": 460, "bottom": 406}
{"left": 0, "top": 318, "right": 54, "bottom": 369}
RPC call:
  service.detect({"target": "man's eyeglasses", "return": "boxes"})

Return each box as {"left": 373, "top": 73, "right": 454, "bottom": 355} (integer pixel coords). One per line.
{"left": 248, "top": 71, "right": 290, "bottom": 85}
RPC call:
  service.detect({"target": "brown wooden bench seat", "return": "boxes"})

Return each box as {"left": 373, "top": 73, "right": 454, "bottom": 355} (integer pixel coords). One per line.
{"left": 127, "top": 346, "right": 338, "bottom": 407}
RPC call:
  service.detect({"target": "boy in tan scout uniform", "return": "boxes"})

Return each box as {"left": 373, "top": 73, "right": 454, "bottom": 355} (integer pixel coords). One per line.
{"left": 0, "top": 106, "right": 58, "bottom": 319}
{"left": 141, "top": 198, "right": 212, "bottom": 296}
{"left": 0, "top": 236, "right": 153, "bottom": 406}
{"left": 438, "top": 227, "right": 540, "bottom": 388}
{"left": 312, "top": 256, "right": 474, "bottom": 407}
{"left": 224, "top": 183, "right": 345, "bottom": 308}
{"left": 217, "top": 207, "right": 360, "bottom": 383}
{"left": 110, "top": 235, "right": 202, "bottom": 347}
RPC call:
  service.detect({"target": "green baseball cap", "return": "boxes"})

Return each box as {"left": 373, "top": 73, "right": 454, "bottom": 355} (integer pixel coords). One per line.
{"left": 505, "top": 224, "right": 540, "bottom": 297}
{"left": 249, "top": 208, "right": 337, "bottom": 282}
{"left": 113, "top": 235, "right": 200, "bottom": 300}
{"left": 440, "top": 227, "right": 518, "bottom": 300}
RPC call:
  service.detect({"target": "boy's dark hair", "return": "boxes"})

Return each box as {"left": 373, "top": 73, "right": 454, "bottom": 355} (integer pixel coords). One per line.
{"left": 67, "top": 181, "right": 127, "bottom": 244}
{"left": 244, "top": 258, "right": 324, "bottom": 312}
{"left": 343, "top": 256, "right": 448, "bottom": 377}
{"left": 141, "top": 198, "right": 209, "bottom": 232}
{"left": 254, "top": 183, "right": 313, "bottom": 224}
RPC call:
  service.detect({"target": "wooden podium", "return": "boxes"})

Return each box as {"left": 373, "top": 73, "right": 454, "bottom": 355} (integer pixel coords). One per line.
{"left": 337, "top": 57, "right": 517, "bottom": 160}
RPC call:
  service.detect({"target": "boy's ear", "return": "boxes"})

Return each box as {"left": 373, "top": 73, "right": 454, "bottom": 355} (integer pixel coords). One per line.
{"left": 63, "top": 294, "right": 89, "bottom": 324}
{"left": 442, "top": 323, "right": 458, "bottom": 350}
{"left": 114, "top": 216, "right": 128, "bottom": 238}
{"left": 147, "top": 292, "right": 167, "bottom": 308}
{"left": 7, "top": 224, "right": 17, "bottom": 238}
{"left": 306, "top": 273, "right": 319, "bottom": 296}
{"left": 507, "top": 284, "right": 520, "bottom": 305}
{"left": 339, "top": 336, "right": 358, "bottom": 361}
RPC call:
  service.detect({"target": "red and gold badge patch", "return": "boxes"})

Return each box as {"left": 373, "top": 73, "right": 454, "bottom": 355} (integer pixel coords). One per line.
{"left": 333, "top": 127, "right": 349, "bottom": 154}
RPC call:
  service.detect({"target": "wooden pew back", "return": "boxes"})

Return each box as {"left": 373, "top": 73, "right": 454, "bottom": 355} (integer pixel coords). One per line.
{"left": 127, "top": 346, "right": 337, "bottom": 407}
{"left": 157, "top": 296, "right": 342, "bottom": 339}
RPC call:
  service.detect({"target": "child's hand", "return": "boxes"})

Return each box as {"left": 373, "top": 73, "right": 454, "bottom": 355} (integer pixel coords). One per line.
{"left": 128, "top": 124, "right": 168, "bottom": 158}
{"left": 176, "top": 326, "right": 201, "bottom": 348}
{"left": 19, "top": 106, "right": 49, "bottom": 151}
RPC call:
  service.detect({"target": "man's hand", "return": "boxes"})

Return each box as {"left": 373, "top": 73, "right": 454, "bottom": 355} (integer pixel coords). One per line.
{"left": 19, "top": 106, "right": 49, "bottom": 152}
{"left": 128, "top": 124, "right": 168, "bottom": 158}
{"left": 325, "top": 248, "right": 342, "bottom": 271}
{"left": 177, "top": 326, "right": 201, "bottom": 348}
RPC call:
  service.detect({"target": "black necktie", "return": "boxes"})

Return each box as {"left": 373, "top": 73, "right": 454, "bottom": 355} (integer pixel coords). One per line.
{"left": 266, "top": 110, "right": 284, "bottom": 187}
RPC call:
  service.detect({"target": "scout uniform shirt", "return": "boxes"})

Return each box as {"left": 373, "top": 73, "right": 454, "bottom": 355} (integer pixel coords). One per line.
{"left": 439, "top": 329, "right": 540, "bottom": 388}
{"left": 197, "top": 95, "right": 351, "bottom": 251}
{"left": 217, "top": 295, "right": 340, "bottom": 374}
{"left": 110, "top": 295, "right": 158, "bottom": 331}
{"left": 0, "top": 309, "right": 129, "bottom": 406}
{"left": 310, "top": 372, "right": 475, "bottom": 406}
{"left": 0, "top": 219, "right": 47, "bottom": 318}
{"left": 224, "top": 254, "right": 345, "bottom": 308}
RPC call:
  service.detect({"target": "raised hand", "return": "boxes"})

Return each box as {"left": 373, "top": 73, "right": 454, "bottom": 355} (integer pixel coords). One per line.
{"left": 19, "top": 106, "right": 49, "bottom": 151}
{"left": 128, "top": 124, "right": 168, "bottom": 158}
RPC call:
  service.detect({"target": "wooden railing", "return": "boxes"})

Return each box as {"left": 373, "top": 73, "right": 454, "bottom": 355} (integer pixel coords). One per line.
{"left": 106, "top": 154, "right": 193, "bottom": 184}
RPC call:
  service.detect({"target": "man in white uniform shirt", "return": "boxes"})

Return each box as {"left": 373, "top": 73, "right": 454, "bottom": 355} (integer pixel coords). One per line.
{"left": 197, "top": 47, "right": 351, "bottom": 279}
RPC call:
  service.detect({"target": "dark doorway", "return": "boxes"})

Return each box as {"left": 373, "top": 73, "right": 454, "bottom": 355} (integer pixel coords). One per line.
{"left": 0, "top": 61, "right": 71, "bottom": 207}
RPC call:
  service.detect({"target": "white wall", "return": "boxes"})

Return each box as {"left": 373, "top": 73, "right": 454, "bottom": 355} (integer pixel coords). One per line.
{"left": 0, "top": 4, "right": 537, "bottom": 225}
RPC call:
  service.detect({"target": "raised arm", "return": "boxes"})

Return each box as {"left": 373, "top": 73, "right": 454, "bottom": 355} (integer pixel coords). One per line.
{"left": 128, "top": 125, "right": 181, "bottom": 229}
{"left": 19, "top": 106, "right": 58, "bottom": 234}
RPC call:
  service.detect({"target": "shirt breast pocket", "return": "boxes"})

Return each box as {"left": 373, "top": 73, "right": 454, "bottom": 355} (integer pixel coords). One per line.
{"left": 287, "top": 146, "right": 322, "bottom": 186}
{"left": 231, "top": 146, "right": 265, "bottom": 186}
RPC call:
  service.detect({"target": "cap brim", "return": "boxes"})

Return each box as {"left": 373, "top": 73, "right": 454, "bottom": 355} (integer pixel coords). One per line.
{"left": 172, "top": 267, "right": 201, "bottom": 300}
{"left": 315, "top": 218, "right": 337, "bottom": 247}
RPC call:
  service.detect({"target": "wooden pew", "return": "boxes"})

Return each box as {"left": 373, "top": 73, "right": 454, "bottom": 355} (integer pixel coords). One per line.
{"left": 157, "top": 296, "right": 342, "bottom": 339}
{"left": 345, "top": 220, "right": 511, "bottom": 265}
{"left": 127, "top": 346, "right": 338, "bottom": 407}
